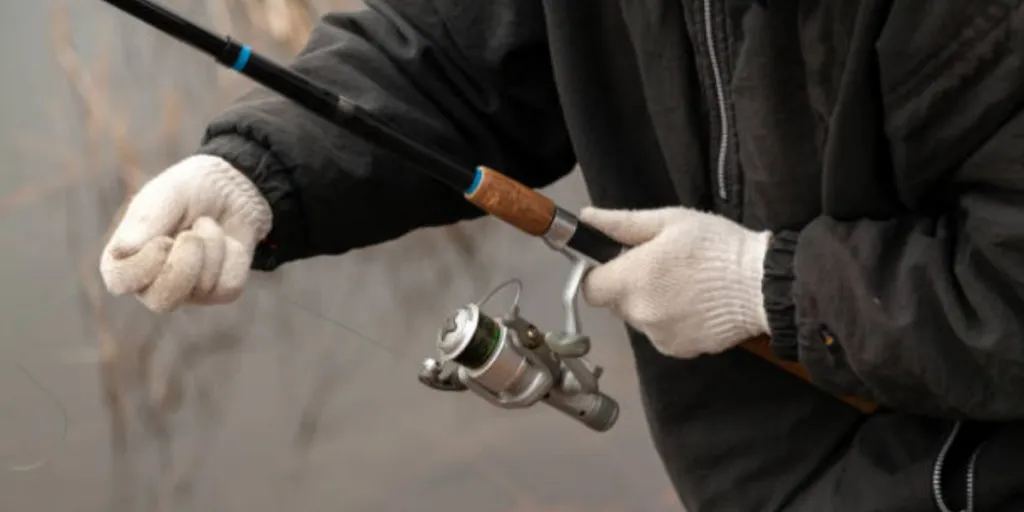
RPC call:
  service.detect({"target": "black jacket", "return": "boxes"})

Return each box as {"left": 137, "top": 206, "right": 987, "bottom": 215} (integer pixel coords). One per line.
{"left": 196, "top": 1, "right": 1024, "bottom": 510}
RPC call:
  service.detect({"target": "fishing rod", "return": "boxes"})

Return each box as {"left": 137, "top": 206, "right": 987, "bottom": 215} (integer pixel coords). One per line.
{"left": 99, "top": 0, "right": 877, "bottom": 424}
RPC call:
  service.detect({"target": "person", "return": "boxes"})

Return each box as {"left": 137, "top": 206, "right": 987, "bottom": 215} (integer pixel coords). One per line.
{"left": 98, "top": 1, "right": 1024, "bottom": 510}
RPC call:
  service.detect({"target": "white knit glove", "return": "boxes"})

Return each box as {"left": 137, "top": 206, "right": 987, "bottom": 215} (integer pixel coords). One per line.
{"left": 580, "top": 206, "right": 772, "bottom": 359}
{"left": 99, "top": 155, "right": 272, "bottom": 313}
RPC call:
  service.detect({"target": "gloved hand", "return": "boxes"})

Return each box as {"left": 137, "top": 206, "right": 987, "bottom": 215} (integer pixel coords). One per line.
{"left": 99, "top": 155, "right": 272, "bottom": 313}
{"left": 580, "top": 206, "right": 772, "bottom": 359}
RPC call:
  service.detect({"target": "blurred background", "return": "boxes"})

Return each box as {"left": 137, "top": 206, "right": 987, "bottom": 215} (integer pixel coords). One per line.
{"left": 0, "top": 1, "right": 680, "bottom": 511}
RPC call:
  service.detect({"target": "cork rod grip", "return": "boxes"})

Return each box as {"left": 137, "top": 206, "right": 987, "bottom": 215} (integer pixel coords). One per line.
{"left": 463, "top": 167, "right": 556, "bottom": 236}
{"left": 740, "top": 335, "right": 878, "bottom": 413}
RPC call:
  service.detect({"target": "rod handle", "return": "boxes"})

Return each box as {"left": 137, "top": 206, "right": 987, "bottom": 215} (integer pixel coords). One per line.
{"left": 740, "top": 335, "right": 878, "bottom": 413}
{"left": 464, "top": 167, "right": 556, "bottom": 236}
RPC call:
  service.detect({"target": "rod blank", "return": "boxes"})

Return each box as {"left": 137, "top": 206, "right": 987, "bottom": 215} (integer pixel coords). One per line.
{"left": 100, "top": 0, "right": 474, "bottom": 192}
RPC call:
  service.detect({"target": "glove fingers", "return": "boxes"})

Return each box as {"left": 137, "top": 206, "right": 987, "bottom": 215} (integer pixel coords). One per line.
{"left": 100, "top": 236, "right": 174, "bottom": 295}
{"left": 196, "top": 237, "right": 251, "bottom": 305}
{"left": 190, "top": 217, "right": 226, "bottom": 299}
{"left": 582, "top": 241, "right": 662, "bottom": 309}
{"left": 136, "top": 232, "right": 205, "bottom": 313}
{"left": 107, "top": 177, "right": 188, "bottom": 259}
{"left": 579, "top": 206, "right": 685, "bottom": 245}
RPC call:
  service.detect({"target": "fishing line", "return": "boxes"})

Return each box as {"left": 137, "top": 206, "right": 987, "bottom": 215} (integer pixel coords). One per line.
{"left": 0, "top": 361, "right": 70, "bottom": 472}
{"left": 257, "top": 281, "right": 400, "bottom": 358}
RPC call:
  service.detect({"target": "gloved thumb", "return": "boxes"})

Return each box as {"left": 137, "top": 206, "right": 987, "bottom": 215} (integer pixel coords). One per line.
{"left": 100, "top": 235, "right": 175, "bottom": 295}
{"left": 579, "top": 206, "right": 686, "bottom": 245}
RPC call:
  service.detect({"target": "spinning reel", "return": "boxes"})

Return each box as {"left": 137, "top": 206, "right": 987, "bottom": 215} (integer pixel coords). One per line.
{"left": 417, "top": 257, "right": 620, "bottom": 432}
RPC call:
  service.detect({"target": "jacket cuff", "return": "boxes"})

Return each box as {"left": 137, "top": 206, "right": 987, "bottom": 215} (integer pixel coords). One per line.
{"left": 762, "top": 230, "right": 800, "bottom": 361}
{"left": 197, "top": 132, "right": 310, "bottom": 271}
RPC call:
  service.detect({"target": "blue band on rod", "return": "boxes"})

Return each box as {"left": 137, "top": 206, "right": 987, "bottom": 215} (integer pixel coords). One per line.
{"left": 232, "top": 45, "right": 252, "bottom": 71}
{"left": 465, "top": 167, "right": 484, "bottom": 195}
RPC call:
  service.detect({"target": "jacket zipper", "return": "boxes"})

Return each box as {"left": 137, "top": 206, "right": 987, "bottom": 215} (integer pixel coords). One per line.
{"left": 932, "top": 420, "right": 982, "bottom": 512}
{"left": 702, "top": 0, "right": 730, "bottom": 201}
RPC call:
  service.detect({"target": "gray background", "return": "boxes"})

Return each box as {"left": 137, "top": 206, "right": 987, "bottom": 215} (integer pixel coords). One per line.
{"left": 0, "top": 1, "right": 680, "bottom": 510}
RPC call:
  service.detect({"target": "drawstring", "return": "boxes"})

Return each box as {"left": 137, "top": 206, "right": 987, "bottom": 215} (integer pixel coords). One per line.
{"left": 932, "top": 420, "right": 984, "bottom": 512}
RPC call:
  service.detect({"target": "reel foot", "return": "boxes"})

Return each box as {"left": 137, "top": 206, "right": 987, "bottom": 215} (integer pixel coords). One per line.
{"left": 544, "top": 332, "right": 591, "bottom": 358}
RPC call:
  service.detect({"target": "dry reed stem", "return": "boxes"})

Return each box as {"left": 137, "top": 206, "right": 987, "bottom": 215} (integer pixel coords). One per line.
{"left": 51, "top": 6, "right": 217, "bottom": 504}
{"left": 51, "top": 4, "right": 133, "bottom": 457}
{"left": 47, "top": 0, "right": 309, "bottom": 459}
{"left": 47, "top": 4, "right": 295, "bottom": 508}
{"left": 204, "top": 0, "right": 315, "bottom": 61}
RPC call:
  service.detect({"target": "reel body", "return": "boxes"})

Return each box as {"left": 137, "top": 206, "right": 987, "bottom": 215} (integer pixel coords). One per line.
{"left": 418, "top": 261, "right": 620, "bottom": 432}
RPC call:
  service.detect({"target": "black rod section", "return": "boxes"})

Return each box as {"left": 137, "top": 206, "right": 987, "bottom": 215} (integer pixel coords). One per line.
{"left": 567, "top": 224, "right": 625, "bottom": 264}
{"left": 101, "top": 0, "right": 472, "bottom": 191}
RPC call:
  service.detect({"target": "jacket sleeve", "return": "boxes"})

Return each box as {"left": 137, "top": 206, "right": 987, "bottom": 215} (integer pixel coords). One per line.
{"left": 762, "top": 2, "right": 1024, "bottom": 420}
{"left": 195, "top": 0, "right": 575, "bottom": 270}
